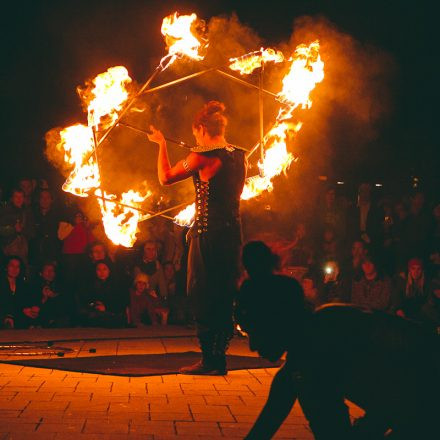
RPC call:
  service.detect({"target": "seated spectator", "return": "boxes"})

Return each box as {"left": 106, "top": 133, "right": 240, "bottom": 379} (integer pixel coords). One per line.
{"left": 315, "top": 226, "right": 341, "bottom": 266}
{"left": 0, "top": 188, "right": 34, "bottom": 265}
{"left": 163, "top": 260, "right": 188, "bottom": 324}
{"left": 127, "top": 272, "right": 169, "bottom": 326}
{"left": 0, "top": 256, "right": 28, "bottom": 329}
{"left": 417, "top": 278, "right": 440, "bottom": 330}
{"left": 133, "top": 240, "right": 167, "bottom": 299}
{"left": 77, "top": 261, "right": 127, "bottom": 328}
{"left": 341, "top": 240, "right": 368, "bottom": 283}
{"left": 428, "top": 201, "right": 440, "bottom": 279}
{"left": 351, "top": 256, "right": 393, "bottom": 312}
{"left": 82, "top": 241, "right": 114, "bottom": 287}
{"left": 301, "top": 275, "right": 320, "bottom": 310}
{"left": 19, "top": 177, "right": 36, "bottom": 208}
{"left": 278, "top": 222, "right": 314, "bottom": 268}
{"left": 29, "top": 189, "right": 61, "bottom": 269}
{"left": 394, "top": 258, "right": 432, "bottom": 319}
{"left": 24, "top": 262, "right": 69, "bottom": 328}
{"left": 319, "top": 260, "right": 350, "bottom": 304}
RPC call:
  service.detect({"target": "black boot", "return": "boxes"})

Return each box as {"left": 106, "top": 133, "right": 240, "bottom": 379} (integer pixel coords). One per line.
{"left": 211, "top": 331, "right": 232, "bottom": 375}
{"left": 180, "top": 330, "right": 225, "bottom": 375}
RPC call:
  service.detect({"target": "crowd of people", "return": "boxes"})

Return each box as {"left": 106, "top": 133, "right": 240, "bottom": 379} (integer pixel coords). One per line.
{"left": 0, "top": 177, "right": 439, "bottom": 331}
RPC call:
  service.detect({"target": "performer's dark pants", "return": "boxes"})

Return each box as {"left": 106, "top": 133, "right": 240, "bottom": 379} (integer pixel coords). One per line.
{"left": 187, "top": 224, "right": 241, "bottom": 365}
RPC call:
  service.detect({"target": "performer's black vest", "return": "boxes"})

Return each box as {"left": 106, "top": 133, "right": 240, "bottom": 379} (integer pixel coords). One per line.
{"left": 190, "top": 147, "right": 245, "bottom": 236}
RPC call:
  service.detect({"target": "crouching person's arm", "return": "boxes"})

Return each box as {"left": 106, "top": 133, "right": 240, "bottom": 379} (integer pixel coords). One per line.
{"left": 245, "top": 364, "right": 297, "bottom": 439}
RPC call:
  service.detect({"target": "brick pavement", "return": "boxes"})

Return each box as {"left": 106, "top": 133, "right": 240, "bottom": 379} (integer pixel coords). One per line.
{"left": 0, "top": 329, "right": 364, "bottom": 439}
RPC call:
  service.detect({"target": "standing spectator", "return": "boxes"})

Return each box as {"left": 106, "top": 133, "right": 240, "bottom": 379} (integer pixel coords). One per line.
{"left": 127, "top": 272, "right": 169, "bottom": 326}
{"left": 348, "top": 183, "right": 383, "bottom": 253}
{"left": 392, "top": 199, "right": 409, "bottom": 272}
{"left": 0, "top": 188, "right": 34, "bottom": 265}
{"left": 394, "top": 258, "right": 431, "bottom": 319}
{"left": 301, "top": 275, "right": 320, "bottom": 310}
{"left": 29, "top": 189, "right": 61, "bottom": 269}
{"left": 315, "top": 186, "right": 347, "bottom": 248}
{"left": 351, "top": 256, "right": 393, "bottom": 312}
{"left": 428, "top": 202, "right": 440, "bottom": 279}
{"left": 59, "top": 211, "right": 94, "bottom": 296}
{"left": 0, "top": 256, "right": 27, "bottom": 329}
{"left": 77, "top": 261, "right": 128, "bottom": 327}
{"left": 149, "top": 217, "right": 178, "bottom": 264}
{"left": 133, "top": 240, "right": 168, "bottom": 299}
{"left": 401, "top": 191, "right": 433, "bottom": 263}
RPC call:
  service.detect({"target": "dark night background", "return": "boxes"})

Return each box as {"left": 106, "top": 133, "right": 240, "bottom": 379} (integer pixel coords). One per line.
{"left": 1, "top": 0, "right": 437, "bottom": 195}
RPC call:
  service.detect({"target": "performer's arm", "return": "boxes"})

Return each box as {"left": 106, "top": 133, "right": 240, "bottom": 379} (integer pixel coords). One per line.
{"left": 245, "top": 364, "right": 297, "bottom": 439}
{"left": 148, "top": 126, "right": 205, "bottom": 185}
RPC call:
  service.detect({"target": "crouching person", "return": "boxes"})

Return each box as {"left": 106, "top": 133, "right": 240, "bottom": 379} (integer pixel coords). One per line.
{"left": 236, "top": 241, "right": 439, "bottom": 440}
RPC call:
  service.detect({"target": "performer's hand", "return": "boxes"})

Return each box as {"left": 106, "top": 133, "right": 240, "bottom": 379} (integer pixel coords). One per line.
{"left": 147, "top": 125, "right": 165, "bottom": 145}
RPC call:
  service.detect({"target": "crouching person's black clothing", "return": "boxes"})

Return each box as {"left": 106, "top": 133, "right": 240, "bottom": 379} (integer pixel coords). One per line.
{"left": 240, "top": 300, "right": 439, "bottom": 439}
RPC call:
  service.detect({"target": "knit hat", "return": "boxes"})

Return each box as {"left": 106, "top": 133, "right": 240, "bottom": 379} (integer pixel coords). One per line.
{"left": 407, "top": 258, "right": 423, "bottom": 269}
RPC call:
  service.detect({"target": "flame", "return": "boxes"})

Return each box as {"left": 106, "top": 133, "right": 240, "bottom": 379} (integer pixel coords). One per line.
{"left": 173, "top": 203, "right": 196, "bottom": 227}
{"left": 57, "top": 124, "right": 100, "bottom": 197}
{"left": 242, "top": 41, "right": 324, "bottom": 201}
{"left": 95, "top": 189, "right": 151, "bottom": 248}
{"left": 78, "top": 66, "right": 132, "bottom": 130}
{"left": 276, "top": 40, "right": 324, "bottom": 118}
{"left": 160, "top": 12, "right": 206, "bottom": 71}
{"left": 229, "top": 48, "right": 284, "bottom": 75}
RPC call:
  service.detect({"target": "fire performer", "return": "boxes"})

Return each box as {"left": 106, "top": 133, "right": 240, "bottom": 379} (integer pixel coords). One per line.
{"left": 147, "top": 101, "right": 246, "bottom": 375}
{"left": 236, "top": 241, "right": 440, "bottom": 439}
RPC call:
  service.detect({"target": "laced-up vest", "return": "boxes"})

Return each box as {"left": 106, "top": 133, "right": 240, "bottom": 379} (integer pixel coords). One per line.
{"left": 190, "top": 147, "right": 245, "bottom": 237}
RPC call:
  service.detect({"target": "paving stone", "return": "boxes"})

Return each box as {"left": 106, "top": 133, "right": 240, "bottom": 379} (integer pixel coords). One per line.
{"left": 129, "top": 421, "right": 175, "bottom": 435}
{"left": 83, "top": 419, "right": 129, "bottom": 434}
{"left": 175, "top": 421, "right": 221, "bottom": 436}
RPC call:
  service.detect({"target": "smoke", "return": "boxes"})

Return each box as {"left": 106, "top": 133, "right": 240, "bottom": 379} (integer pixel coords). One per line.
{"left": 285, "top": 16, "right": 395, "bottom": 178}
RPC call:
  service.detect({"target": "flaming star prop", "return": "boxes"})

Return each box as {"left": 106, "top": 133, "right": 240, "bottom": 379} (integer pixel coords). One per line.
{"left": 49, "top": 11, "right": 325, "bottom": 242}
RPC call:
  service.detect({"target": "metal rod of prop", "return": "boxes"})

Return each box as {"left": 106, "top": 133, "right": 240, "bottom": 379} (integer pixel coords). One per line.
{"left": 89, "top": 193, "right": 174, "bottom": 220}
{"left": 246, "top": 139, "right": 261, "bottom": 159}
{"left": 139, "top": 201, "right": 190, "bottom": 222}
{"left": 117, "top": 122, "right": 193, "bottom": 149}
{"left": 214, "top": 68, "right": 278, "bottom": 99}
{"left": 259, "top": 65, "right": 265, "bottom": 163}
{"left": 91, "top": 125, "right": 107, "bottom": 208}
{"left": 140, "top": 68, "right": 215, "bottom": 96}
